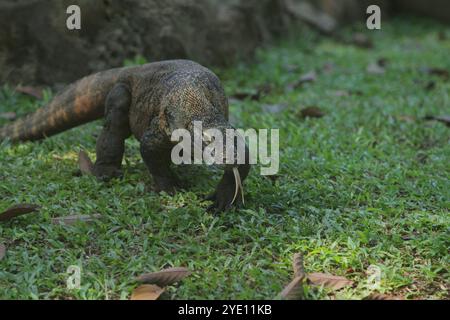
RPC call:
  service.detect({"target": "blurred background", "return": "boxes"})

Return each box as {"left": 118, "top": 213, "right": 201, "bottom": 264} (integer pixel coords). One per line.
{"left": 0, "top": 0, "right": 448, "bottom": 86}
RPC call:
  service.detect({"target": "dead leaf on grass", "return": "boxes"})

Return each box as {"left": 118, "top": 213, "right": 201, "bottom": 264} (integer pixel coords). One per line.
{"left": 279, "top": 252, "right": 306, "bottom": 300}
{"left": 136, "top": 267, "right": 191, "bottom": 287}
{"left": 280, "top": 276, "right": 305, "bottom": 300}
{"left": 364, "top": 293, "right": 403, "bottom": 300}
{"left": 15, "top": 86, "right": 44, "bottom": 100}
{"left": 130, "top": 284, "right": 165, "bottom": 300}
{"left": 425, "top": 68, "right": 449, "bottom": 79}
{"left": 307, "top": 272, "right": 354, "bottom": 290}
{"left": 78, "top": 150, "right": 94, "bottom": 175}
{"left": 299, "top": 106, "right": 325, "bottom": 118}
{"left": 293, "top": 253, "right": 305, "bottom": 278}
{"left": 0, "top": 204, "right": 40, "bottom": 222}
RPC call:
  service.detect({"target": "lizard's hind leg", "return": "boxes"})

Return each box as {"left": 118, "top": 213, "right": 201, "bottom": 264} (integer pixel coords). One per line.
{"left": 93, "top": 83, "right": 131, "bottom": 181}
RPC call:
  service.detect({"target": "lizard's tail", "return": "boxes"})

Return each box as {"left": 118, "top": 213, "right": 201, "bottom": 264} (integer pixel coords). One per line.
{"left": 0, "top": 67, "right": 126, "bottom": 142}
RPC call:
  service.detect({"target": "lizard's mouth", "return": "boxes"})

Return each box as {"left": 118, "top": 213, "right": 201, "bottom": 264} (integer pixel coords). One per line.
{"left": 201, "top": 130, "right": 246, "bottom": 205}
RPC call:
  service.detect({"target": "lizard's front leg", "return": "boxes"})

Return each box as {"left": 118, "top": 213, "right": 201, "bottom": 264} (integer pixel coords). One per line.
{"left": 93, "top": 83, "right": 131, "bottom": 180}
{"left": 140, "top": 121, "right": 180, "bottom": 194}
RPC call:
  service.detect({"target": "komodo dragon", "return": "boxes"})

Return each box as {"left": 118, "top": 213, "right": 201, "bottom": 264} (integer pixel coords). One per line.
{"left": 0, "top": 60, "right": 250, "bottom": 212}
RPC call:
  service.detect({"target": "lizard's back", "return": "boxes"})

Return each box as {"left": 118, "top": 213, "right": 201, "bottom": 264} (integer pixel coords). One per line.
{"left": 124, "top": 60, "right": 229, "bottom": 140}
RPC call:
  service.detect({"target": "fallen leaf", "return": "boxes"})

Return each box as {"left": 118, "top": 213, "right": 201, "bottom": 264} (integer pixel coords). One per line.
{"left": 78, "top": 150, "right": 94, "bottom": 175}
{"left": 0, "top": 112, "right": 17, "bottom": 121}
{"left": 280, "top": 276, "right": 304, "bottom": 300}
{"left": 424, "top": 67, "right": 449, "bottom": 80}
{"left": 51, "top": 214, "right": 102, "bottom": 226}
{"left": 0, "top": 243, "right": 5, "bottom": 261}
{"left": 351, "top": 33, "right": 373, "bottom": 49}
{"left": 424, "top": 115, "right": 450, "bottom": 127}
{"left": 292, "top": 253, "right": 305, "bottom": 278}
{"left": 262, "top": 103, "right": 288, "bottom": 114}
{"left": 136, "top": 267, "right": 191, "bottom": 286}
{"left": 364, "top": 293, "right": 403, "bottom": 300}
{"left": 299, "top": 106, "right": 325, "bottom": 118}
{"left": 15, "top": 86, "right": 44, "bottom": 99}
{"left": 307, "top": 273, "right": 354, "bottom": 290}
{"left": 0, "top": 204, "right": 40, "bottom": 222}
{"left": 130, "top": 284, "right": 164, "bottom": 300}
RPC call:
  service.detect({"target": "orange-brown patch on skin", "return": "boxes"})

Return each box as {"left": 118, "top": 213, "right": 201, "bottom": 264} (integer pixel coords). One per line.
{"left": 74, "top": 95, "right": 93, "bottom": 117}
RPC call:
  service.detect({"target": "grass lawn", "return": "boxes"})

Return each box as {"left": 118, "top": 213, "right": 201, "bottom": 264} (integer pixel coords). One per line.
{"left": 0, "top": 17, "right": 449, "bottom": 300}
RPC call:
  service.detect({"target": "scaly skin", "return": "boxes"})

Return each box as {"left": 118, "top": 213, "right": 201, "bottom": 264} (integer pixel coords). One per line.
{"left": 0, "top": 60, "right": 250, "bottom": 212}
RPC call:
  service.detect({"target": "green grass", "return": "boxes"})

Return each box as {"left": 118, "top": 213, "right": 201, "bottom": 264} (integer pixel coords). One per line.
{"left": 1, "top": 17, "right": 449, "bottom": 300}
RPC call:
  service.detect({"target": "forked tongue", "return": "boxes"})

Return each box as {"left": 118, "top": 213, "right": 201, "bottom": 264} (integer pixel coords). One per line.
{"left": 231, "top": 167, "right": 245, "bottom": 205}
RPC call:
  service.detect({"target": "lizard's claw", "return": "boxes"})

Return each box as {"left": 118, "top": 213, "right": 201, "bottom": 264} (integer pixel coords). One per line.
{"left": 93, "top": 164, "right": 123, "bottom": 181}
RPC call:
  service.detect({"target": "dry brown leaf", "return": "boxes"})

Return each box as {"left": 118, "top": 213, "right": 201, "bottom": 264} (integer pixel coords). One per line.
{"left": 425, "top": 67, "right": 449, "bottom": 80}
{"left": 364, "top": 293, "right": 403, "bottom": 300}
{"left": 51, "top": 214, "right": 102, "bottom": 226}
{"left": 307, "top": 272, "right": 354, "bottom": 290}
{"left": 0, "top": 243, "right": 5, "bottom": 261}
{"left": 424, "top": 115, "right": 450, "bottom": 127}
{"left": 130, "top": 284, "right": 164, "bottom": 300}
{"left": 0, "top": 112, "right": 17, "bottom": 121}
{"left": 0, "top": 204, "right": 40, "bottom": 222}
{"left": 15, "top": 86, "right": 44, "bottom": 99}
{"left": 78, "top": 150, "right": 94, "bottom": 175}
{"left": 136, "top": 267, "right": 191, "bottom": 286}
{"left": 292, "top": 253, "right": 305, "bottom": 278}
{"left": 280, "top": 276, "right": 304, "bottom": 300}
{"left": 299, "top": 106, "right": 325, "bottom": 118}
